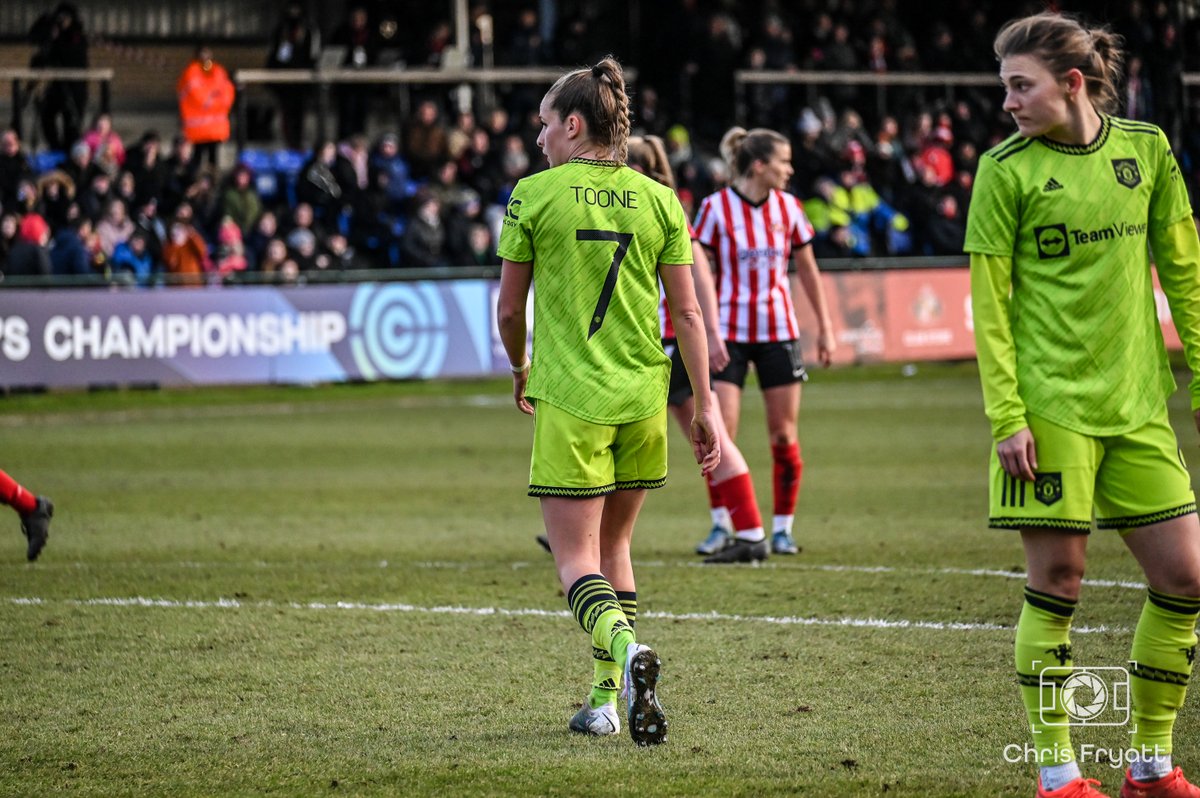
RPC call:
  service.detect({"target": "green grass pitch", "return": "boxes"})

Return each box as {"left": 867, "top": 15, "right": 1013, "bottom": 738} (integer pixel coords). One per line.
{"left": 1, "top": 362, "right": 1197, "bottom": 797}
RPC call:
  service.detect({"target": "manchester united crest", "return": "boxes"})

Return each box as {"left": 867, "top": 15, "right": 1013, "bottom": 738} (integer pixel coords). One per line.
{"left": 1112, "top": 158, "right": 1141, "bottom": 189}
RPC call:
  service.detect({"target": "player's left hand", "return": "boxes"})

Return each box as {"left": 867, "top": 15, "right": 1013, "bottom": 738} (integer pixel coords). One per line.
{"left": 690, "top": 408, "right": 721, "bottom": 476}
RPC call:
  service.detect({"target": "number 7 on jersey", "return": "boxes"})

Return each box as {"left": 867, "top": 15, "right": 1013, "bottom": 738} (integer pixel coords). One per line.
{"left": 577, "top": 229, "right": 634, "bottom": 339}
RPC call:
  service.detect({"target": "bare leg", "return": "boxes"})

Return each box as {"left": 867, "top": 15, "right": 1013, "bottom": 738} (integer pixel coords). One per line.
{"left": 1020, "top": 529, "right": 1090, "bottom": 600}
{"left": 670, "top": 395, "right": 749, "bottom": 482}
{"left": 714, "top": 381, "right": 743, "bottom": 441}
{"left": 598, "top": 489, "right": 648, "bottom": 592}
{"left": 543, "top": 496, "right": 605, "bottom": 591}
{"left": 762, "top": 382, "right": 800, "bottom": 448}
{"left": 1123, "top": 514, "right": 1200, "bottom": 597}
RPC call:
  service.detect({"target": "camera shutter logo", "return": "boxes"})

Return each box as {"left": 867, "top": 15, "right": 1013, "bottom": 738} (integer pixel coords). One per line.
{"left": 1062, "top": 671, "right": 1108, "bottom": 721}
{"left": 1034, "top": 224, "right": 1070, "bottom": 260}
{"left": 349, "top": 284, "right": 448, "bottom": 380}
{"left": 1112, "top": 158, "right": 1141, "bottom": 189}
{"left": 1038, "top": 665, "right": 1131, "bottom": 727}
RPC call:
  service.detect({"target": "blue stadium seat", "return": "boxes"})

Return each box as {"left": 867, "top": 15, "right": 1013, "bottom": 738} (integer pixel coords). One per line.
{"left": 32, "top": 150, "right": 67, "bottom": 175}
{"left": 273, "top": 149, "right": 307, "bottom": 208}
{"left": 239, "top": 148, "right": 278, "bottom": 201}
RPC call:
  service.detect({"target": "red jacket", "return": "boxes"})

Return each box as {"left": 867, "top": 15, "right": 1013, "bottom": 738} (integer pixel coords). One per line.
{"left": 177, "top": 60, "right": 235, "bottom": 145}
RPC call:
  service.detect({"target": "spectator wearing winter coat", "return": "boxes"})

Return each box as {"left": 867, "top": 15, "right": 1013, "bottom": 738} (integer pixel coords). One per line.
{"left": 110, "top": 231, "right": 158, "bottom": 286}
{"left": 401, "top": 193, "right": 447, "bottom": 268}
{"left": 49, "top": 216, "right": 94, "bottom": 278}
{"left": 36, "top": 169, "right": 76, "bottom": 229}
{"left": 82, "top": 112, "right": 126, "bottom": 174}
{"left": 220, "top": 164, "right": 263, "bottom": 237}
{"left": 162, "top": 218, "right": 210, "bottom": 286}
{"left": 95, "top": 198, "right": 135, "bottom": 259}
{"left": 177, "top": 44, "right": 236, "bottom": 169}
{"left": 4, "top": 214, "right": 53, "bottom": 277}
{"left": 0, "top": 128, "right": 33, "bottom": 210}
{"left": 125, "top": 131, "right": 167, "bottom": 207}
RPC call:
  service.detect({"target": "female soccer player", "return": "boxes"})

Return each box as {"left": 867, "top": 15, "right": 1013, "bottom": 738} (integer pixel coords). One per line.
{"left": 0, "top": 469, "right": 52, "bottom": 561}
{"left": 966, "top": 13, "right": 1200, "bottom": 798}
{"left": 694, "top": 127, "right": 835, "bottom": 563}
{"left": 495, "top": 58, "right": 720, "bottom": 746}
{"left": 627, "top": 135, "right": 767, "bottom": 562}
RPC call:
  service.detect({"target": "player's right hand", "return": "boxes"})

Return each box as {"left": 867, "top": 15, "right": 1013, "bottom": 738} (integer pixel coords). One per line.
{"left": 513, "top": 372, "right": 534, "bottom": 415}
{"left": 997, "top": 426, "right": 1037, "bottom": 482}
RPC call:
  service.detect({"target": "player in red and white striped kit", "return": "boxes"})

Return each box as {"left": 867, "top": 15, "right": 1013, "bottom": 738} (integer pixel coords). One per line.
{"left": 693, "top": 127, "right": 835, "bottom": 562}
{"left": 629, "top": 136, "right": 767, "bottom": 562}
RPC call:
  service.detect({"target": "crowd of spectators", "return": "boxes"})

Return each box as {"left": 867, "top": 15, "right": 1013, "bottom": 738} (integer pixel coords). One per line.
{"left": 2, "top": 0, "right": 1199, "bottom": 282}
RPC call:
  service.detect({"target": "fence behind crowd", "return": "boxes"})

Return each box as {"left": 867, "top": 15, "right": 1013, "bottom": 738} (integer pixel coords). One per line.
{"left": 0, "top": 262, "right": 1184, "bottom": 391}
{"left": 230, "top": 65, "right": 638, "bottom": 149}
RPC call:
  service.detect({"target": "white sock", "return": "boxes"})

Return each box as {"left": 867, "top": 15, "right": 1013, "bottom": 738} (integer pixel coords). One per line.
{"left": 734, "top": 527, "right": 765, "bottom": 542}
{"left": 1130, "top": 752, "right": 1172, "bottom": 783}
{"left": 772, "top": 514, "right": 794, "bottom": 534}
{"left": 711, "top": 507, "right": 732, "bottom": 532}
{"left": 1040, "top": 761, "right": 1082, "bottom": 792}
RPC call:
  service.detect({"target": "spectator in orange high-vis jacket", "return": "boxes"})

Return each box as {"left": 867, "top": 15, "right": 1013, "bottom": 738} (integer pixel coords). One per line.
{"left": 177, "top": 44, "right": 235, "bottom": 171}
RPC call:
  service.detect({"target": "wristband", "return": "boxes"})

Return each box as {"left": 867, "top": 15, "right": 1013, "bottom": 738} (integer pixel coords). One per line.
{"left": 511, "top": 359, "right": 530, "bottom": 374}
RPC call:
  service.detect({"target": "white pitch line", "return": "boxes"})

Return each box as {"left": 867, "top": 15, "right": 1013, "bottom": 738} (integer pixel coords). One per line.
{"left": 0, "top": 393, "right": 511, "bottom": 428}
{"left": 3, "top": 595, "right": 1134, "bottom": 635}
{"left": 411, "top": 559, "right": 1150, "bottom": 591}
{"left": 3, "top": 559, "right": 1150, "bottom": 591}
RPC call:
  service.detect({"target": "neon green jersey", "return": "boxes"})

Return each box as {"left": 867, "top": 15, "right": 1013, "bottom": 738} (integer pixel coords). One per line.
{"left": 965, "top": 115, "right": 1200, "bottom": 437}
{"left": 497, "top": 157, "right": 692, "bottom": 424}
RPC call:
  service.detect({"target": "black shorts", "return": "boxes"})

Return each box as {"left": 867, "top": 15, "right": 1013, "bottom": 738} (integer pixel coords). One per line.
{"left": 713, "top": 340, "right": 808, "bottom": 390}
{"left": 663, "top": 338, "right": 694, "bottom": 407}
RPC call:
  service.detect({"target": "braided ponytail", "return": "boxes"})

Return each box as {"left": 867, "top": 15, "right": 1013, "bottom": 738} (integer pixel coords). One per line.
{"left": 546, "top": 55, "right": 632, "bottom": 162}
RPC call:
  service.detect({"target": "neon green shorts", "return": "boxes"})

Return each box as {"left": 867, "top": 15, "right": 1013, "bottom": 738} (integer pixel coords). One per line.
{"left": 989, "top": 408, "right": 1196, "bottom": 533}
{"left": 528, "top": 401, "right": 668, "bottom": 498}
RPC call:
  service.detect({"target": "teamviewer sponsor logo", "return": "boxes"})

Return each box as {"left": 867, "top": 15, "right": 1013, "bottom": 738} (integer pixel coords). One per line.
{"left": 1034, "top": 224, "right": 1070, "bottom": 260}
{"left": 1039, "top": 665, "right": 1130, "bottom": 727}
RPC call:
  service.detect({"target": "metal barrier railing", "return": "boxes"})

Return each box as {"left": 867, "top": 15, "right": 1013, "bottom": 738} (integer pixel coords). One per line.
{"left": 232, "top": 65, "right": 638, "bottom": 150}
{"left": 1, "top": 68, "right": 116, "bottom": 141}
{"left": 735, "top": 69, "right": 1003, "bottom": 122}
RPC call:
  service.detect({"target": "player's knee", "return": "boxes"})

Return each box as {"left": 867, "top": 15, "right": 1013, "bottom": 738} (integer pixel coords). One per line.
{"left": 769, "top": 430, "right": 797, "bottom": 450}
{"left": 1029, "top": 563, "right": 1086, "bottom": 600}
{"left": 1149, "top": 571, "right": 1200, "bottom": 600}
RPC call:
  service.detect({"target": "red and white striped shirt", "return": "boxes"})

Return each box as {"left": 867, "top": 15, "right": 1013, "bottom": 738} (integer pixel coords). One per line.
{"left": 693, "top": 187, "right": 814, "bottom": 343}
{"left": 658, "top": 220, "right": 697, "bottom": 340}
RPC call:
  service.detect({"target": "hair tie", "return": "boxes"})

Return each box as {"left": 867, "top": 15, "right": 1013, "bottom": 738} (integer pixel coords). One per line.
{"left": 591, "top": 64, "right": 605, "bottom": 79}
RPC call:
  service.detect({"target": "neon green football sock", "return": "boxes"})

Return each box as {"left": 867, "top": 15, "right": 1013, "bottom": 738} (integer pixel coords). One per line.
{"left": 567, "top": 574, "right": 636, "bottom": 677}
{"left": 589, "top": 646, "right": 620, "bottom": 709}
{"left": 616, "top": 591, "right": 638, "bottom": 628}
{"left": 588, "top": 591, "right": 638, "bottom": 709}
{"left": 1129, "top": 588, "right": 1200, "bottom": 757}
{"left": 1015, "top": 586, "right": 1077, "bottom": 767}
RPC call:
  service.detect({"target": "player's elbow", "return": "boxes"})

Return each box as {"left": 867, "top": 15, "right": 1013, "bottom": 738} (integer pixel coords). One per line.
{"left": 672, "top": 302, "right": 704, "bottom": 332}
{"left": 496, "top": 303, "right": 525, "bottom": 334}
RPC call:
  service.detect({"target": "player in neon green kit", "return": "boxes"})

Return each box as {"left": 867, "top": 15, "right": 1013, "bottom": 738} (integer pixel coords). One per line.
{"left": 495, "top": 56, "right": 720, "bottom": 746}
{"left": 966, "top": 12, "right": 1200, "bottom": 798}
